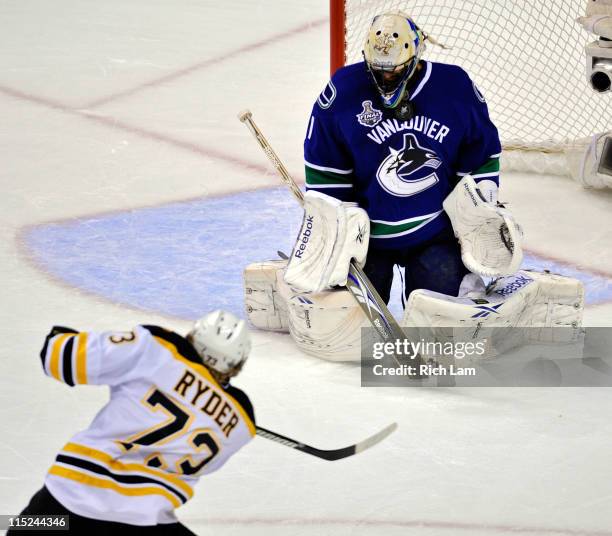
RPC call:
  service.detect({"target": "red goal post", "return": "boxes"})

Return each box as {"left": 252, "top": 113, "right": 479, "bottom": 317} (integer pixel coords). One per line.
{"left": 330, "top": 0, "right": 347, "bottom": 76}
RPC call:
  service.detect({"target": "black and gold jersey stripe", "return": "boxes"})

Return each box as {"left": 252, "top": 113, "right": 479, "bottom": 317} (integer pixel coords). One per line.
{"left": 53, "top": 455, "right": 188, "bottom": 505}
{"left": 50, "top": 443, "right": 193, "bottom": 509}
{"left": 49, "top": 465, "right": 183, "bottom": 509}
{"left": 61, "top": 336, "right": 75, "bottom": 386}
{"left": 40, "top": 327, "right": 88, "bottom": 386}
{"left": 40, "top": 326, "right": 78, "bottom": 366}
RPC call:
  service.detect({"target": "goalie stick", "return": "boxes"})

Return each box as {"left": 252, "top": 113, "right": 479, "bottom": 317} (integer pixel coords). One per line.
{"left": 256, "top": 422, "right": 397, "bottom": 461}
{"left": 238, "top": 109, "right": 422, "bottom": 373}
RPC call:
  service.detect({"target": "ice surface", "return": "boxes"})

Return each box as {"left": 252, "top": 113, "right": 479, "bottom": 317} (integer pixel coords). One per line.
{"left": 2, "top": 2, "right": 612, "bottom": 535}
{"left": 19, "top": 188, "right": 612, "bottom": 323}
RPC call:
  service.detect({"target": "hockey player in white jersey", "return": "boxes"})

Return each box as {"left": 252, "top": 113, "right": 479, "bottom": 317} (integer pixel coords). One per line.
{"left": 9, "top": 311, "right": 254, "bottom": 535}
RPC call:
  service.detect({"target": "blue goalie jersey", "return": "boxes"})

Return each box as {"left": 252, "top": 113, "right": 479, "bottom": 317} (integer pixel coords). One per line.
{"left": 304, "top": 60, "right": 502, "bottom": 250}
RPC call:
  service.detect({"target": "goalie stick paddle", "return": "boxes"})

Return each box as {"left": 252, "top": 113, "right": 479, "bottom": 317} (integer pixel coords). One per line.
{"left": 256, "top": 423, "right": 397, "bottom": 461}
{"left": 238, "top": 109, "right": 422, "bottom": 373}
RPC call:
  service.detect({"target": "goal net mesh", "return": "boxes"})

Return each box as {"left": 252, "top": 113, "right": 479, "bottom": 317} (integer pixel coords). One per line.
{"left": 340, "top": 0, "right": 611, "bottom": 175}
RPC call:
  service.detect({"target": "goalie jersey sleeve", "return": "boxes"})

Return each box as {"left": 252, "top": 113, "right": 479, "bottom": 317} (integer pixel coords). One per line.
{"left": 453, "top": 80, "right": 502, "bottom": 187}
{"left": 304, "top": 80, "right": 356, "bottom": 202}
{"left": 39, "top": 325, "right": 255, "bottom": 526}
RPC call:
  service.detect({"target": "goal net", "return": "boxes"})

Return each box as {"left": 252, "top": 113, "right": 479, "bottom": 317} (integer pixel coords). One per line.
{"left": 330, "top": 0, "right": 612, "bottom": 177}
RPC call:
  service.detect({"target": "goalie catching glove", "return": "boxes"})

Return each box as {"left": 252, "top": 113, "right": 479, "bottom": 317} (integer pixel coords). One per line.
{"left": 443, "top": 175, "right": 523, "bottom": 277}
{"left": 284, "top": 191, "right": 369, "bottom": 293}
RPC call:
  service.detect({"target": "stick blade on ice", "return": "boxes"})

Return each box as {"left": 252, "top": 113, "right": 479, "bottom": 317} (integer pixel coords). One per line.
{"left": 355, "top": 422, "right": 398, "bottom": 455}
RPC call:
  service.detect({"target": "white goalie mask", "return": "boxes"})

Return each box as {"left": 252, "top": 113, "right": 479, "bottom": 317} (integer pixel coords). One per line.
{"left": 187, "top": 310, "right": 251, "bottom": 379}
{"left": 362, "top": 12, "right": 426, "bottom": 108}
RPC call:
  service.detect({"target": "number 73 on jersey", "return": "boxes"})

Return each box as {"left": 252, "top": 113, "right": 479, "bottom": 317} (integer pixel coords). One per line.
{"left": 116, "top": 387, "right": 221, "bottom": 476}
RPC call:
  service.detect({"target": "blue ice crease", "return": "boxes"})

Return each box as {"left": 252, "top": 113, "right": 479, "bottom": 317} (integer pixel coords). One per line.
{"left": 24, "top": 187, "right": 612, "bottom": 320}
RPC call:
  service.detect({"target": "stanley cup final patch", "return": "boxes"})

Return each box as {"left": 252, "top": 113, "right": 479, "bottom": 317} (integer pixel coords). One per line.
{"left": 356, "top": 100, "right": 383, "bottom": 127}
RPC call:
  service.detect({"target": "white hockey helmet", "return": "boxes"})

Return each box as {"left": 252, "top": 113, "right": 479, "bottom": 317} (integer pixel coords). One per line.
{"left": 362, "top": 12, "right": 426, "bottom": 108}
{"left": 187, "top": 310, "right": 251, "bottom": 379}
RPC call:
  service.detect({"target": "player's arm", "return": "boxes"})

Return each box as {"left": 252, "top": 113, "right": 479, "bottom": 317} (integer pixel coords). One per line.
{"left": 444, "top": 73, "right": 522, "bottom": 277}
{"left": 224, "top": 384, "right": 256, "bottom": 425}
{"left": 286, "top": 79, "right": 368, "bottom": 292}
{"left": 39, "top": 325, "right": 151, "bottom": 386}
{"left": 454, "top": 76, "right": 502, "bottom": 202}
{"left": 304, "top": 79, "right": 356, "bottom": 203}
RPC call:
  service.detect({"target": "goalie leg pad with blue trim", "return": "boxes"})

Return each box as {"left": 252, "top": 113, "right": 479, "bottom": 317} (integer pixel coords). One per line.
{"left": 401, "top": 270, "right": 584, "bottom": 362}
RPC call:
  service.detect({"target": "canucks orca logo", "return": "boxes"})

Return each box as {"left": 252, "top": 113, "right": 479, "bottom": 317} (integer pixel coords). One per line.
{"left": 376, "top": 133, "right": 442, "bottom": 197}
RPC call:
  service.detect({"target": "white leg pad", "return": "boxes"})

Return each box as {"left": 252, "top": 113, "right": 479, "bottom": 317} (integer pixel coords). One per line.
{"left": 277, "top": 276, "right": 367, "bottom": 362}
{"left": 243, "top": 260, "right": 290, "bottom": 332}
{"left": 401, "top": 270, "right": 584, "bottom": 362}
{"left": 244, "top": 259, "right": 367, "bottom": 361}
{"left": 508, "top": 270, "right": 585, "bottom": 341}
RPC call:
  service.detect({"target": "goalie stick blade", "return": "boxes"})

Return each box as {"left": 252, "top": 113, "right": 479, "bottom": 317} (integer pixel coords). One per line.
{"left": 256, "top": 422, "right": 397, "bottom": 461}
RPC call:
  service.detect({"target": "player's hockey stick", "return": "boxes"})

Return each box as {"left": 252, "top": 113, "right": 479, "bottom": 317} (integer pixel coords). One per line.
{"left": 238, "top": 109, "right": 420, "bottom": 371}
{"left": 256, "top": 422, "right": 397, "bottom": 461}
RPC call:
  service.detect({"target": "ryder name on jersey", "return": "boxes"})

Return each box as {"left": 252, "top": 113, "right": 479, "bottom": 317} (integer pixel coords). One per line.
{"left": 304, "top": 60, "right": 502, "bottom": 249}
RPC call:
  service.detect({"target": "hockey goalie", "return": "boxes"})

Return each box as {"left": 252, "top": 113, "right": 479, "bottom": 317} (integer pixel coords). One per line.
{"left": 244, "top": 178, "right": 584, "bottom": 363}
{"left": 244, "top": 10, "right": 585, "bottom": 363}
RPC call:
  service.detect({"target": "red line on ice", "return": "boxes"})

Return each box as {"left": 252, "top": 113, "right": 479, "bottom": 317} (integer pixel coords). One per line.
{"left": 0, "top": 16, "right": 324, "bottom": 175}
{"left": 198, "top": 516, "right": 612, "bottom": 535}
{"left": 83, "top": 18, "right": 327, "bottom": 109}
{"left": 0, "top": 84, "right": 271, "bottom": 176}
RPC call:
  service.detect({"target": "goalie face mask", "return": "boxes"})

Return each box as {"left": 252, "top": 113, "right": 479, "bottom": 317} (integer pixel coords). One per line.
{"left": 362, "top": 12, "right": 425, "bottom": 108}
{"left": 366, "top": 56, "right": 415, "bottom": 104}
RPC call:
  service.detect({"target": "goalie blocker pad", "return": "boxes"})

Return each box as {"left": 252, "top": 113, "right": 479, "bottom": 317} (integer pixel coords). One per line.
{"left": 243, "top": 260, "right": 290, "bottom": 332}
{"left": 443, "top": 175, "right": 523, "bottom": 277}
{"left": 284, "top": 191, "right": 369, "bottom": 293}
{"left": 244, "top": 261, "right": 583, "bottom": 363}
